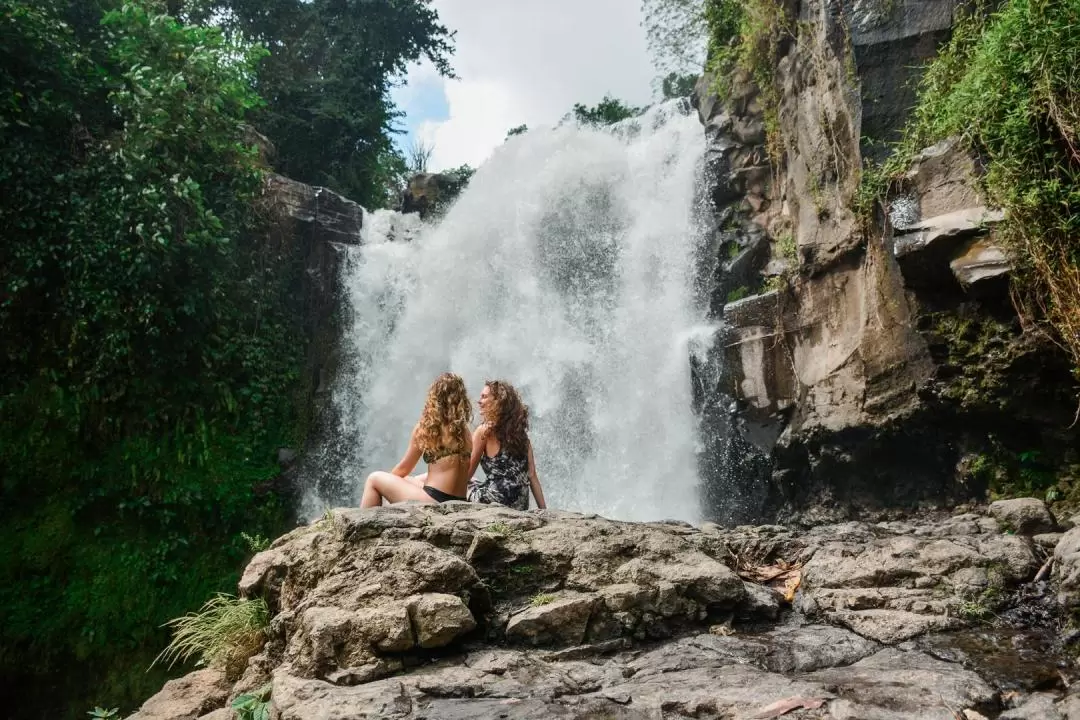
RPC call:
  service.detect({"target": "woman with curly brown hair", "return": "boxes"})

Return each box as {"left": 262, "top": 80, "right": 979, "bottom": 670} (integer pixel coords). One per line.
{"left": 360, "top": 373, "right": 473, "bottom": 507}
{"left": 467, "top": 380, "right": 547, "bottom": 511}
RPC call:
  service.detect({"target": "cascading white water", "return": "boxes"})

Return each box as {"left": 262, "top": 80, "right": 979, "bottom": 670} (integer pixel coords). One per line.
{"left": 304, "top": 100, "right": 716, "bottom": 522}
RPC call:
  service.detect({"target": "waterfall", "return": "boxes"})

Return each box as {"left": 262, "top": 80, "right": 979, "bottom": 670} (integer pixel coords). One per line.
{"left": 302, "top": 99, "right": 717, "bottom": 523}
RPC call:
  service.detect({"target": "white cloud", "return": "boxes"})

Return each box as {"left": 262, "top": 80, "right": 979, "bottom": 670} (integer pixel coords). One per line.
{"left": 402, "top": 0, "right": 660, "bottom": 171}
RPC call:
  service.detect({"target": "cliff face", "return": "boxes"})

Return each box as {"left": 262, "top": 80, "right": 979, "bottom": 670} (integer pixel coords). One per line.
{"left": 693, "top": 0, "right": 1079, "bottom": 524}
{"left": 260, "top": 175, "right": 362, "bottom": 470}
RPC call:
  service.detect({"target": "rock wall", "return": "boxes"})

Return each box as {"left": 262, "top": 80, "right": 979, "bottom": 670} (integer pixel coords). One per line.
{"left": 692, "top": 0, "right": 1079, "bottom": 524}
{"left": 398, "top": 171, "right": 472, "bottom": 218}
{"left": 260, "top": 174, "right": 363, "bottom": 469}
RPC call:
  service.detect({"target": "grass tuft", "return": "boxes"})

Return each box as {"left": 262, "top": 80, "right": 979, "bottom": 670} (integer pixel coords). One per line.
{"left": 153, "top": 594, "right": 269, "bottom": 679}
{"left": 857, "top": 0, "right": 1080, "bottom": 379}
{"left": 530, "top": 593, "right": 557, "bottom": 607}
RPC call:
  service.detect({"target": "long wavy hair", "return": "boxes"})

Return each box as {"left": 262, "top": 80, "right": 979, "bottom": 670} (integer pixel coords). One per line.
{"left": 415, "top": 373, "right": 472, "bottom": 457}
{"left": 481, "top": 380, "right": 530, "bottom": 458}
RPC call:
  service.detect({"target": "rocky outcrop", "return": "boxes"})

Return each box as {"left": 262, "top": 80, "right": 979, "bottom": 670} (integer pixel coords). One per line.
{"left": 261, "top": 173, "right": 362, "bottom": 421}
{"left": 132, "top": 503, "right": 1079, "bottom": 720}
{"left": 399, "top": 171, "right": 472, "bottom": 218}
{"left": 691, "top": 0, "right": 1079, "bottom": 525}
{"left": 127, "top": 669, "right": 230, "bottom": 720}
{"left": 257, "top": 174, "right": 370, "bottom": 502}
{"left": 889, "top": 138, "right": 1008, "bottom": 294}
{"left": 1053, "top": 527, "right": 1080, "bottom": 609}
{"left": 846, "top": 0, "right": 956, "bottom": 157}
{"left": 989, "top": 498, "right": 1059, "bottom": 536}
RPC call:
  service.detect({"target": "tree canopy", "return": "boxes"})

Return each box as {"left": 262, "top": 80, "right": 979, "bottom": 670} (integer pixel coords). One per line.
{"left": 572, "top": 95, "right": 646, "bottom": 126}
{"left": 203, "top": 0, "right": 455, "bottom": 207}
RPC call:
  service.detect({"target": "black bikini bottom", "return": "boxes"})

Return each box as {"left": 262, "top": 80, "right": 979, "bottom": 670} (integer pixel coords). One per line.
{"left": 424, "top": 485, "right": 467, "bottom": 503}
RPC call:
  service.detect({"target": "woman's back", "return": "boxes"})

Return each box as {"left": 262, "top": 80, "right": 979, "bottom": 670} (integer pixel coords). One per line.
{"left": 468, "top": 380, "right": 546, "bottom": 511}
{"left": 420, "top": 424, "right": 471, "bottom": 497}
{"left": 360, "top": 372, "right": 474, "bottom": 508}
{"left": 470, "top": 433, "right": 530, "bottom": 510}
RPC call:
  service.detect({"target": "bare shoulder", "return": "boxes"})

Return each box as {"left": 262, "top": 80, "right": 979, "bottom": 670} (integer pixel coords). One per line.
{"left": 474, "top": 422, "right": 494, "bottom": 438}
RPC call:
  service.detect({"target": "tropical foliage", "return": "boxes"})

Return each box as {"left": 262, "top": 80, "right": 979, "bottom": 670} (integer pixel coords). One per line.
{"left": 0, "top": 0, "right": 454, "bottom": 717}
{"left": 201, "top": 0, "right": 455, "bottom": 207}
{"left": 869, "top": 0, "right": 1080, "bottom": 378}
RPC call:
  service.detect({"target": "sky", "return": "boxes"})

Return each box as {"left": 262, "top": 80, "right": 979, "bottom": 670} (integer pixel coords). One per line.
{"left": 391, "top": 0, "right": 660, "bottom": 172}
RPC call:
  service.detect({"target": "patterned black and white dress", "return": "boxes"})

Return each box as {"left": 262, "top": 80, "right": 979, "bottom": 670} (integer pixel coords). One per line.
{"left": 468, "top": 447, "right": 530, "bottom": 510}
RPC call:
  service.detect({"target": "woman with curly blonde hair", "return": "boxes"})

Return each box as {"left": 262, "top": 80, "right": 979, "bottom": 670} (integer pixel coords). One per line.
{"left": 360, "top": 373, "right": 473, "bottom": 507}
{"left": 467, "top": 380, "right": 547, "bottom": 511}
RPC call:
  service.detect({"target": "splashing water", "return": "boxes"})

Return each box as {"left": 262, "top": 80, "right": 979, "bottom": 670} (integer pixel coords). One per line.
{"left": 304, "top": 100, "right": 714, "bottom": 522}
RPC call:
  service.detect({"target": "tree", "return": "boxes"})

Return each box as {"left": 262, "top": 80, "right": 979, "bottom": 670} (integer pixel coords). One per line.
{"left": 443, "top": 164, "right": 476, "bottom": 184}
{"left": 572, "top": 95, "right": 646, "bottom": 126}
{"left": 407, "top": 137, "right": 436, "bottom": 174}
{"left": 506, "top": 124, "right": 528, "bottom": 138}
{"left": 204, "top": 0, "right": 456, "bottom": 208}
{"left": 641, "top": 0, "right": 708, "bottom": 75}
{"left": 662, "top": 71, "right": 699, "bottom": 99}
{"left": 0, "top": 1, "right": 299, "bottom": 715}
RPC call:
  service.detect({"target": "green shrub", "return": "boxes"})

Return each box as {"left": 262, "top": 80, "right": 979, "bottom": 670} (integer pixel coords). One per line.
{"left": 0, "top": 1, "right": 294, "bottom": 715}
{"left": 155, "top": 595, "right": 269, "bottom": 680}
{"left": 704, "top": 0, "right": 792, "bottom": 161}
{"left": 869, "top": 0, "right": 1080, "bottom": 377}
{"left": 232, "top": 683, "right": 272, "bottom": 720}
{"left": 726, "top": 286, "right": 750, "bottom": 303}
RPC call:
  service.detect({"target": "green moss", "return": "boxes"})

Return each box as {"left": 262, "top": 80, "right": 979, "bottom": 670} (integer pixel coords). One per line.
{"left": 726, "top": 286, "right": 751, "bottom": 303}
{"left": 704, "top": 0, "right": 792, "bottom": 163}
{"left": 958, "top": 600, "right": 993, "bottom": 621}
{"left": 962, "top": 438, "right": 1059, "bottom": 502}
{"left": 958, "top": 565, "right": 1008, "bottom": 621}
{"left": 763, "top": 275, "right": 788, "bottom": 292}
{"left": 776, "top": 232, "right": 797, "bottom": 263}
{"left": 484, "top": 522, "right": 524, "bottom": 540}
{"left": 925, "top": 311, "right": 1018, "bottom": 409}
{"left": 807, "top": 174, "right": 830, "bottom": 220}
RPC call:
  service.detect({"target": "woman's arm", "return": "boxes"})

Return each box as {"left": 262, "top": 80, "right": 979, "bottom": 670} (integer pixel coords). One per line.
{"left": 467, "top": 424, "right": 489, "bottom": 479}
{"left": 390, "top": 426, "right": 423, "bottom": 477}
{"left": 526, "top": 440, "right": 547, "bottom": 510}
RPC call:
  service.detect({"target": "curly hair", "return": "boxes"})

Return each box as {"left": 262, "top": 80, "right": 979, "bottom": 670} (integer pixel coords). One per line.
{"left": 482, "top": 380, "right": 530, "bottom": 458}
{"left": 415, "top": 373, "right": 472, "bottom": 458}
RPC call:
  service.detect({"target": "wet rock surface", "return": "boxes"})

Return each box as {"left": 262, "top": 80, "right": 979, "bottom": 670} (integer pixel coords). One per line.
{"left": 129, "top": 502, "right": 1080, "bottom": 719}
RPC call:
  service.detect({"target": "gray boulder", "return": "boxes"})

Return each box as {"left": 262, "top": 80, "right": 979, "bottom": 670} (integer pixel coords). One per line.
{"left": 1055, "top": 527, "right": 1080, "bottom": 608}
{"left": 989, "top": 498, "right": 1057, "bottom": 535}
{"left": 408, "top": 593, "right": 477, "bottom": 648}
{"left": 126, "top": 669, "right": 230, "bottom": 720}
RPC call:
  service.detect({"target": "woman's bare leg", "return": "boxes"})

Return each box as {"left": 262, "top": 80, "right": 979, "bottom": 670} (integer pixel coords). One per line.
{"left": 360, "top": 471, "right": 434, "bottom": 508}
{"left": 404, "top": 473, "right": 427, "bottom": 489}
